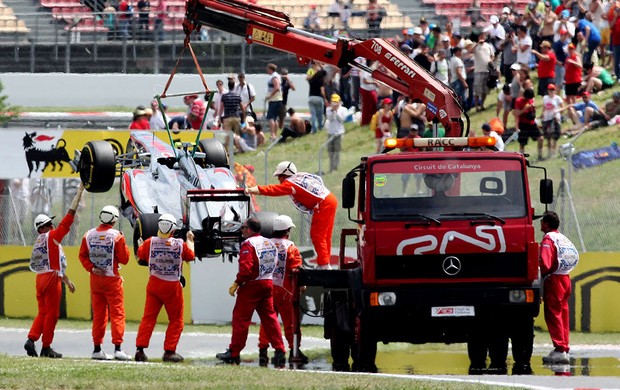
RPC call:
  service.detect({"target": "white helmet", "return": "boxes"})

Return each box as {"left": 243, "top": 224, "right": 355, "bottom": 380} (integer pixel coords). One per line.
{"left": 100, "top": 205, "right": 119, "bottom": 224}
{"left": 158, "top": 213, "right": 177, "bottom": 234}
{"left": 274, "top": 215, "right": 296, "bottom": 231}
{"left": 273, "top": 161, "right": 297, "bottom": 177}
{"left": 34, "top": 214, "right": 54, "bottom": 230}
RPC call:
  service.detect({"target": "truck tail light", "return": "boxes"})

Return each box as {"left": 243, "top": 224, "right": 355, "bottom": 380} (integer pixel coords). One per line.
{"left": 370, "top": 292, "right": 397, "bottom": 306}
{"left": 509, "top": 289, "right": 535, "bottom": 303}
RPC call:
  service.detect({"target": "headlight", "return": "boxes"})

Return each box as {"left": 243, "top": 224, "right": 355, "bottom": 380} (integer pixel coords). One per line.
{"left": 509, "top": 289, "right": 536, "bottom": 303}
{"left": 378, "top": 292, "right": 396, "bottom": 306}
{"left": 370, "top": 292, "right": 397, "bottom": 306}
{"left": 509, "top": 290, "right": 526, "bottom": 303}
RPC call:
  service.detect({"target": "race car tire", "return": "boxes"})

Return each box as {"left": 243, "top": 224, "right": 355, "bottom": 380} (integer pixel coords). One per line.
{"left": 133, "top": 213, "right": 161, "bottom": 255}
{"left": 198, "top": 138, "right": 229, "bottom": 168}
{"left": 250, "top": 211, "right": 278, "bottom": 239}
{"left": 79, "top": 140, "right": 116, "bottom": 193}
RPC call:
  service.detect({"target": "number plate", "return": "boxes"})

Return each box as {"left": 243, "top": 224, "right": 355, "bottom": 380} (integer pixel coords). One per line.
{"left": 431, "top": 306, "right": 475, "bottom": 317}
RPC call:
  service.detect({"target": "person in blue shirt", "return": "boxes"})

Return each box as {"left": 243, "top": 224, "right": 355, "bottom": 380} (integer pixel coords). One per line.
{"left": 574, "top": 17, "right": 601, "bottom": 66}
{"left": 558, "top": 91, "right": 605, "bottom": 134}
{"left": 552, "top": 28, "right": 570, "bottom": 94}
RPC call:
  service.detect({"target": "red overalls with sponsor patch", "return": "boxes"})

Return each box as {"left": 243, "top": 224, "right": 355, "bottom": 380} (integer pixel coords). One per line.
{"left": 258, "top": 173, "right": 338, "bottom": 266}
{"left": 28, "top": 213, "right": 74, "bottom": 348}
{"left": 540, "top": 230, "right": 579, "bottom": 353}
{"left": 229, "top": 235, "right": 285, "bottom": 357}
{"left": 79, "top": 225, "right": 130, "bottom": 347}
{"left": 258, "top": 237, "right": 303, "bottom": 350}
{"left": 136, "top": 236, "right": 195, "bottom": 352}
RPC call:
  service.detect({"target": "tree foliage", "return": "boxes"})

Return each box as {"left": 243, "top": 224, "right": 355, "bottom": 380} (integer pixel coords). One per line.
{"left": 0, "top": 80, "right": 18, "bottom": 126}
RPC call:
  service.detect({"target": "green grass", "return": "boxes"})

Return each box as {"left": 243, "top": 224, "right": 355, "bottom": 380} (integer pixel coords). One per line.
{"left": 2, "top": 317, "right": 618, "bottom": 388}
{"left": 0, "top": 356, "right": 507, "bottom": 390}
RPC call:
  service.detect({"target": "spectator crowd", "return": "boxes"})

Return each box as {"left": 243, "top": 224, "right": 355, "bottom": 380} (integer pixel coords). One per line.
{"left": 125, "top": 0, "right": 620, "bottom": 164}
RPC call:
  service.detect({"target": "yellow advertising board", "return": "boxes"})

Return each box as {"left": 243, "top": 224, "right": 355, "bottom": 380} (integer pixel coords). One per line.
{"left": 534, "top": 252, "right": 620, "bottom": 333}
{"left": 2, "top": 248, "right": 620, "bottom": 330}
{"left": 0, "top": 129, "right": 212, "bottom": 179}
{"left": 0, "top": 246, "right": 192, "bottom": 323}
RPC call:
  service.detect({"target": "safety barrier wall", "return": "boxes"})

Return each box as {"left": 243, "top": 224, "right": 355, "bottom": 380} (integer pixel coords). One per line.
{"left": 0, "top": 246, "right": 192, "bottom": 323}
{"left": 1, "top": 73, "right": 311, "bottom": 109}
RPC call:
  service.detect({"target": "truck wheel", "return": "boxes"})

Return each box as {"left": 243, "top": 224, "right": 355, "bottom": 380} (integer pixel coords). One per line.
{"left": 197, "top": 138, "right": 229, "bottom": 168}
{"left": 133, "top": 213, "right": 161, "bottom": 255}
{"left": 508, "top": 315, "right": 535, "bottom": 374}
{"left": 79, "top": 140, "right": 116, "bottom": 193}
{"left": 250, "top": 211, "right": 278, "bottom": 238}
{"left": 353, "top": 314, "right": 378, "bottom": 373}
{"left": 325, "top": 291, "right": 354, "bottom": 372}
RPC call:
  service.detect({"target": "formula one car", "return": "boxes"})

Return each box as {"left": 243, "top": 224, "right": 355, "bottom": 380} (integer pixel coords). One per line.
{"left": 75, "top": 131, "right": 264, "bottom": 259}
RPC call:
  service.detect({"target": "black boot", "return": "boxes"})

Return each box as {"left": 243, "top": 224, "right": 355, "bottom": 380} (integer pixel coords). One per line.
{"left": 258, "top": 348, "right": 268, "bottom": 367}
{"left": 271, "top": 350, "right": 286, "bottom": 368}
{"left": 24, "top": 339, "right": 38, "bottom": 357}
{"left": 216, "top": 349, "right": 240, "bottom": 365}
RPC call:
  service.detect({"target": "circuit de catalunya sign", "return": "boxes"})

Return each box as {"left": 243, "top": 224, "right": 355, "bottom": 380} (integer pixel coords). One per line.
{"left": 0, "top": 129, "right": 212, "bottom": 179}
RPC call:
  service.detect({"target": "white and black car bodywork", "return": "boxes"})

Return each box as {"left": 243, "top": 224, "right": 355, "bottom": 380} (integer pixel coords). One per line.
{"left": 76, "top": 130, "right": 255, "bottom": 260}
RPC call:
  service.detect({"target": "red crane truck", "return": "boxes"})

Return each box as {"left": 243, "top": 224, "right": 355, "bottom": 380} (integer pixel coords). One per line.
{"left": 183, "top": 0, "right": 554, "bottom": 374}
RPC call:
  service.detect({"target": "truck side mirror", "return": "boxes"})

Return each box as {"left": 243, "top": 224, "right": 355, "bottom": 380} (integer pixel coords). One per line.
{"left": 342, "top": 175, "right": 356, "bottom": 209}
{"left": 540, "top": 179, "right": 553, "bottom": 204}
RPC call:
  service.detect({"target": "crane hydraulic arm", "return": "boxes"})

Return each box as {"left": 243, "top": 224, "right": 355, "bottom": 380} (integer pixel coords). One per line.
{"left": 183, "top": 0, "right": 468, "bottom": 137}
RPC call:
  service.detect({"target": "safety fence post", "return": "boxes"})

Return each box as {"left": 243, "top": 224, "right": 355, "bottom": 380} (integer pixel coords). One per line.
{"left": 317, "top": 135, "right": 335, "bottom": 177}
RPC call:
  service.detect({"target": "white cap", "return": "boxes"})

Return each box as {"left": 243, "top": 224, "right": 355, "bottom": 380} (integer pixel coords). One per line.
{"left": 413, "top": 27, "right": 423, "bottom": 35}
{"left": 34, "top": 214, "right": 54, "bottom": 230}
{"left": 490, "top": 15, "right": 499, "bottom": 24}
{"left": 158, "top": 213, "right": 177, "bottom": 234}
{"left": 100, "top": 205, "right": 119, "bottom": 224}
{"left": 274, "top": 215, "right": 296, "bottom": 231}
{"left": 273, "top": 161, "right": 297, "bottom": 176}
{"left": 510, "top": 63, "right": 521, "bottom": 71}
{"left": 502, "top": 7, "right": 511, "bottom": 14}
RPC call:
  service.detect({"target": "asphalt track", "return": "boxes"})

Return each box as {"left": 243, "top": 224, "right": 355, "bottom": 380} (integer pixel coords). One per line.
{"left": 1, "top": 326, "right": 619, "bottom": 390}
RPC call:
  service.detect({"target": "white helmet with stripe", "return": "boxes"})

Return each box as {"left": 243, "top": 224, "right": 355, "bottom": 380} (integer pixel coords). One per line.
{"left": 273, "top": 161, "right": 297, "bottom": 177}
{"left": 34, "top": 214, "right": 54, "bottom": 230}
{"left": 100, "top": 205, "right": 119, "bottom": 224}
{"left": 158, "top": 213, "right": 177, "bottom": 235}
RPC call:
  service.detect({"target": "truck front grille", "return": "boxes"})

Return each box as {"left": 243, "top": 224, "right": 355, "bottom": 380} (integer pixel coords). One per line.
{"left": 375, "top": 252, "right": 528, "bottom": 280}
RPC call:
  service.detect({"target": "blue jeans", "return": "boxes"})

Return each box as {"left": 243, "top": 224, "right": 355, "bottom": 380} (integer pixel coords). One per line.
{"left": 613, "top": 45, "right": 620, "bottom": 80}
{"left": 555, "top": 64, "right": 566, "bottom": 94}
{"left": 119, "top": 19, "right": 130, "bottom": 40}
{"left": 583, "top": 41, "right": 600, "bottom": 66}
{"left": 154, "top": 19, "right": 164, "bottom": 41}
{"left": 450, "top": 80, "right": 466, "bottom": 106}
{"left": 308, "top": 95, "right": 325, "bottom": 133}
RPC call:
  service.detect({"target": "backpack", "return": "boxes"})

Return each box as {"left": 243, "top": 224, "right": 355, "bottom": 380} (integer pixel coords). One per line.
{"left": 369, "top": 111, "right": 379, "bottom": 131}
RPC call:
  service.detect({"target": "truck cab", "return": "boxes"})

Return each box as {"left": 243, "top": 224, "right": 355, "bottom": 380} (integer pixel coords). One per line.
{"left": 303, "top": 143, "right": 553, "bottom": 372}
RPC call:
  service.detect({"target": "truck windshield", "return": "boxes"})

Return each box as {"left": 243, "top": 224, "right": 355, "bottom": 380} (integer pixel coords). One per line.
{"left": 370, "top": 158, "right": 527, "bottom": 221}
